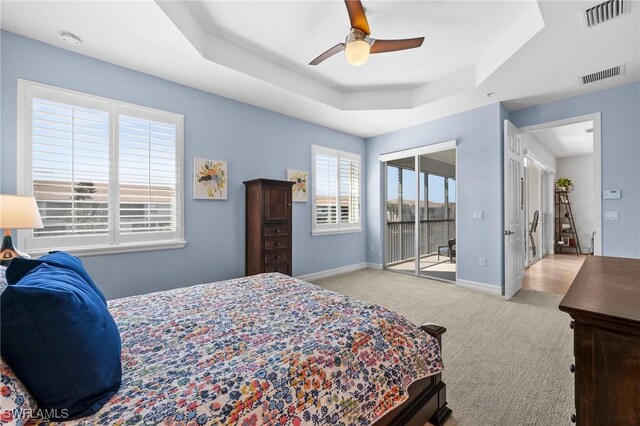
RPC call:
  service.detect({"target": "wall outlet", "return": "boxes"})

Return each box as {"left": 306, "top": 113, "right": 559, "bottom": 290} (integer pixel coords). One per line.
{"left": 479, "top": 257, "right": 486, "bottom": 267}
{"left": 604, "top": 211, "right": 619, "bottom": 221}
{"left": 473, "top": 211, "right": 484, "bottom": 220}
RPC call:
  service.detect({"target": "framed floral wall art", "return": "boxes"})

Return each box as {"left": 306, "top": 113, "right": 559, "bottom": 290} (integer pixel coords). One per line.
{"left": 287, "top": 169, "right": 308, "bottom": 202}
{"left": 194, "top": 158, "right": 227, "bottom": 200}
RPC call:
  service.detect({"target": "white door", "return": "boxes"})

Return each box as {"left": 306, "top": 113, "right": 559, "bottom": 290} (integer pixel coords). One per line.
{"left": 504, "top": 120, "right": 525, "bottom": 299}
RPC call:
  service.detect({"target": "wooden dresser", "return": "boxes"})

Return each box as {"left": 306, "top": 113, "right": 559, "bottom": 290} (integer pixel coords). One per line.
{"left": 244, "top": 179, "right": 294, "bottom": 276}
{"left": 559, "top": 256, "right": 640, "bottom": 425}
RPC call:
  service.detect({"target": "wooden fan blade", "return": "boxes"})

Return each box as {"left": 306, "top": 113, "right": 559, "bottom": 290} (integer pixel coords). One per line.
{"left": 370, "top": 37, "right": 425, "bottom": 54}
{"left": 344, "top": 0, "right": 370, "bottom": 35}
{"left": 309, "top": 43, "right": 346, "bottom": 65}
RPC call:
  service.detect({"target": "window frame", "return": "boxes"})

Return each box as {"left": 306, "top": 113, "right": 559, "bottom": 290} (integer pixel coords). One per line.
{"left": 17, "top": 79, "right": 185, "bottom": 257}
{"left": 311, "top": 144, "right": 363, "bottom": 236}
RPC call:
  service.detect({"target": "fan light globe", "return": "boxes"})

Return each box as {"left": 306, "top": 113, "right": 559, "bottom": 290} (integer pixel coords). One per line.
{"left": 345, "top": 40, "right": 370, "bottom": 66}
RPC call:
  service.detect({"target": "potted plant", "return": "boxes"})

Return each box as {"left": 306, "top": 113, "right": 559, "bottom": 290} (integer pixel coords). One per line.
{"left": 556, "top": 177, "right": 575, "bottom": 192}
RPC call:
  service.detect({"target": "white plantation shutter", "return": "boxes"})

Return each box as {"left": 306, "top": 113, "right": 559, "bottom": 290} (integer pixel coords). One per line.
{"left": 19, "top": 81, "right": 184, "bottom": 254}
{"left": 118, "top": 113, "right": 178, "bottom": 240}
{"left": 314, "top": 152, "right": 338, "bottom": 224}
{"left": 30, "top": 97, "right": 111, "bottom": 247}
{"left": 340, "top": 156, "right": 360, "bottom": 224}
{"left": 312, "top": 146, "right": 361, "bottom": 234}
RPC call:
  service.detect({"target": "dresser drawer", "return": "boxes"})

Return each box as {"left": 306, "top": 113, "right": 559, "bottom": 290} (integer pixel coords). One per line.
{"left": 264, "top": 251, "right": 289, "bottom": 265}
{"left": 264, "top": 225, "right": 290, "bottom": 237}
{"left": 264, "top": 264, "right": 290, "bottom": 275}
{"left": 264, "top": 238, "right": 289, "bottom": 251}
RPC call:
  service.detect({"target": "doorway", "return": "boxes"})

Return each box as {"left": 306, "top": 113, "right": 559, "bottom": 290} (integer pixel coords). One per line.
{"left": 504, "top": 114, "right": 601, "bottom": 297}
{"left": 381, "top": 141, "right": 457, "bottom": 282}
{"left": 524, "top": 157, "right": 552, "bottom": 267}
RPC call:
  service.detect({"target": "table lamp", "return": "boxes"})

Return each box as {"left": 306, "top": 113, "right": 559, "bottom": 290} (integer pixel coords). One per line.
{"left": 0, "top": 195, "right": 44, "bottom": 265}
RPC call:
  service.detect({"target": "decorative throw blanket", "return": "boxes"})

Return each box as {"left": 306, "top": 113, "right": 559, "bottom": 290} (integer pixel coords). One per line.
{"left": 4, "top": 273, "right": 443, "bottom": 425}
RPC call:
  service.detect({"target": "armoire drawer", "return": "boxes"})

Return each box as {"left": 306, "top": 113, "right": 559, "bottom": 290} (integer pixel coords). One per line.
{"left": 264, "top": 238, "right": 289, "bottom": 251}
{"left": 264, "top": 225, "right": 290, "bottom": 237}
{"left": 264, "top": 264, "right": 290, "bottom": 275}
{"left": 264, "top": 251, "right": 289, "bottom": 265}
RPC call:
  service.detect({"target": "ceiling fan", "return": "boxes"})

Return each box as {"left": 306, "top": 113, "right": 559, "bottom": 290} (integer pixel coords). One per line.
{"left": 309, "top": 0, "right": 425, "bottom": 67}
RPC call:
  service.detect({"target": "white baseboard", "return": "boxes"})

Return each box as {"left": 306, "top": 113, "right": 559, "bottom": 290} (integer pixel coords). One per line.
{"left": 456, "top": 279, "right": 502, "bottom": 295}
{"left": 296, "top": 262, "right": 368, "bottom": 282}
{"left": 298, "top": 264, "right": 503, "bottom": 296}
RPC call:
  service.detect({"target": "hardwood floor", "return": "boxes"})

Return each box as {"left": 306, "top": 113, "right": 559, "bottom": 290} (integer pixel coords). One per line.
{"left": 522, "top": 254, "right": 586, "bottom": 295}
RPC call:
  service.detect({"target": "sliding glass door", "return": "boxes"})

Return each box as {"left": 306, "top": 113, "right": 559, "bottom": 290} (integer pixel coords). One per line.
{"left": 385, "top": 161, "right": 416, "bottom": 271}
{"left": 383, "top": 146, "right": 457, "bottom": 281}
{"left": 418, "top": 165, "right": 456, "bottom": 280}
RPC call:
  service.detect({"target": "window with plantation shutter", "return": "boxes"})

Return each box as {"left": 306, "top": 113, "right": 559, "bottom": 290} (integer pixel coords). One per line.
{"left": 18, "top": 80, "right": 184, "bottom": 255}
{"left": 312, "top": 145, "right": 362, "bottom": 235}
{"left": 340, "top": 157, "right": 360, "bottom": 224}
{"left": 314, "top": 151, "right": 338, "bottom": 225}
{"left": 118, "top": 113, "right": 178, "bottom": 241}
{"left": 31, "top": 98, "right": 111, "bottom": 243}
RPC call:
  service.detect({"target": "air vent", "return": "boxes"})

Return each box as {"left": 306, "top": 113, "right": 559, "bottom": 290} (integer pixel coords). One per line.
{"left": 580, "top": 64, "right": 625, "bottom": 85}
{"left": 583, "top": 0, "right": 629, "bottom": 28}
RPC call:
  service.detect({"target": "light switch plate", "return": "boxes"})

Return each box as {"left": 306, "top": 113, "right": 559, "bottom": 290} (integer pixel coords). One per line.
{"left": 604, "top": 211, "right": 619, "bottom": 221}
{"left": 473, "top": 211, "right": 484, "bottom": 220}
{"left": 603, "top": 190, "right": 621, "bottom": 200}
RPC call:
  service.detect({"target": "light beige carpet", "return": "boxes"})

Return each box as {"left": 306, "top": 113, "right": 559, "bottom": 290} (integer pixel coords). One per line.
{"left": 312, "top": 269, "right": 574, "bottom": 426}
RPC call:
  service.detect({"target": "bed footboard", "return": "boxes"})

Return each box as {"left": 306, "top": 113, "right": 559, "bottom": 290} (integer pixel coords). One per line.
{"left": 421, "top": 323, "right": 452, "bottom": 426}
{"left": 374, "top": 323, "right": 451, "bottom": 426}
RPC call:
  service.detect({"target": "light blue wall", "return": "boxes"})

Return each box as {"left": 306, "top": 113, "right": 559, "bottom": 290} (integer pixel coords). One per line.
{"left": 364, "top": 83, "right": 640, "bottom": 290}
{"left": 365, "top": 104, "right": 504, "bottom": 289}
{"left": 510, "top": 82, "right": 640, "bottom": 258}
{"left": 3, "top": 31, "right": 637, "bottom": 298}
{"left": 0, "top": 31, "right": 367, "bottom": 299}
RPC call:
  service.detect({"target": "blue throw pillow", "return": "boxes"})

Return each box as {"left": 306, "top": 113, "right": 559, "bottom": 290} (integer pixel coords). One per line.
{"left": 0, "top": 263, "right": 121, "bottom": 420}
{"left": 5, "top": 251, "right": 107, "bottom": 305}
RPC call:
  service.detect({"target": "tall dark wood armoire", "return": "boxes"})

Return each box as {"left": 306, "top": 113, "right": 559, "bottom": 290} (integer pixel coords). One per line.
{"left": 244, "top": 179, "right": 294, "bottom": 276}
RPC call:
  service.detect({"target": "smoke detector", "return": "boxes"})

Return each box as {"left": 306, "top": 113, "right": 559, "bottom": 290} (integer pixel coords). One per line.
{"left": 60, "top": 32, "right": 81, "bottom": 45}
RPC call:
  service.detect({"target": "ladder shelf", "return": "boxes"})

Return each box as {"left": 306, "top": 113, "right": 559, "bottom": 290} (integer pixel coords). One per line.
{"left": 555, "top": 190, "right": 582, "bottom": 256}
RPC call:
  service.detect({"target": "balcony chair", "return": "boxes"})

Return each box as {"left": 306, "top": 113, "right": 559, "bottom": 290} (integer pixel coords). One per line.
{"left": 438, "top": 239, "right": 456, "bottom": 263}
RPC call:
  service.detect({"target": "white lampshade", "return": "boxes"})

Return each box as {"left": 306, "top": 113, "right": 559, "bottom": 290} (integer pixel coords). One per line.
{"left": 0, "top": 195, "right": 44, "bottom": 229}
{"left": 345, "top": 40, "right": 370, "bottom": 66}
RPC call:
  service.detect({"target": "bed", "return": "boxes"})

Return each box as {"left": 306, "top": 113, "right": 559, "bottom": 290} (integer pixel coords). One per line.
{"left": 3, "top": 273, "right": 450, "bottom": 425}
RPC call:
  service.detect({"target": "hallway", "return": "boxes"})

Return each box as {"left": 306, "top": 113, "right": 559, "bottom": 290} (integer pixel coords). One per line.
{"left": 523, "top": 254, "right": 586, "bottom": 295}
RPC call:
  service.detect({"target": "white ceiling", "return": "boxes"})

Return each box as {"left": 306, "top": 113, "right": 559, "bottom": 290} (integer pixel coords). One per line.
{"left": 1, "top": 1, "right": 639, "bottom": 138}
{"left": 184, "top": 1, "right": 531, "bottom": 90}
{"left": 530, "top": 121, "right": 594, "bottom": 158}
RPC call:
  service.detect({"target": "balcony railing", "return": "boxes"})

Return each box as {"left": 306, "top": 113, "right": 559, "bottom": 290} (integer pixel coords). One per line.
{"left": 386, "top": 220, "right": 455, "bottom": 265}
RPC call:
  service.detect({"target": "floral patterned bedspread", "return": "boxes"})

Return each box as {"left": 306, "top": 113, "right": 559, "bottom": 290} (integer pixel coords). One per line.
{"left": 28, "top": 273, "right": 443, "bottom": 425}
